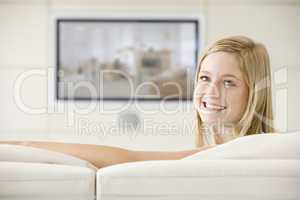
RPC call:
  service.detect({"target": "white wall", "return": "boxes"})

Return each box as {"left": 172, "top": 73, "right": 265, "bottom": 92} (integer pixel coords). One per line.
{"left": 0, "top": 0, "right": 299, "bottom": 150}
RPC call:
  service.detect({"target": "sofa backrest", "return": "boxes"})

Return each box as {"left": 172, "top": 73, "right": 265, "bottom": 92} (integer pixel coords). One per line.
{"left": 183, "top": 132, "right": 300, "bottom": 160}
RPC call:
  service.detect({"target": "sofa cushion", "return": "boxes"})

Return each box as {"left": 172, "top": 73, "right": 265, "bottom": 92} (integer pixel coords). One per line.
{"left": 0, "top": 144, "right": 96, "bottom": 169}
{"left": 0, "top": 161, "right": 95, "bottom": 200}
{"left": 183, "top": 132, "right": 300, "bottom": 160}
{"left": 97, "top": 159, "right": 300, "bottom": 200}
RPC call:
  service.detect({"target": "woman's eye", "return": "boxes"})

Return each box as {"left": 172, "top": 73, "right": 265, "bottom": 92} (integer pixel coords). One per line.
{"left": 224, "top": 80, "right": 236, "bottom": 87}
{"left": 199, "top": 75, "right": 209, "bottom": 82}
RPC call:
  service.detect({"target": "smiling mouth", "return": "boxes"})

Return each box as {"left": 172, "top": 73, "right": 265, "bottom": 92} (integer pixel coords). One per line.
{"left": 202, "top": 102, "right": 227, "bottom": 111}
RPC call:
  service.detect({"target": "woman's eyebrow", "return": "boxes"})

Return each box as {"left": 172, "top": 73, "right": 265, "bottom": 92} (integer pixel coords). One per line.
{"left": 198, "top": 70, "right": 210, "bottom": 75}
{"left": 222, "top": 74, "right": 242, "bottom": 81}
{"left": 199, "top": 71, "right": 243, "bottom": 82}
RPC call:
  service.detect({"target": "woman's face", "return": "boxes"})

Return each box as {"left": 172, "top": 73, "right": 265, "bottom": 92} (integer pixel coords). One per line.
{"left": 194, "top": 52, "right": 249, "bottom": 126}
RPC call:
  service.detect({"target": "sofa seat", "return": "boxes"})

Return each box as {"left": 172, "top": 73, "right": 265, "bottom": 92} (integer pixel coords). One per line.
{"left": 0, "top": 162, "right": 95, "bottom": 200}
{"left": 97, "top": 159, "right": 300, "bottom": 200}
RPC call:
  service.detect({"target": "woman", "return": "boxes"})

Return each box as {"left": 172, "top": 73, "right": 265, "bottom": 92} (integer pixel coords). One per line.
{"left": 1, "top": 35, "right": 275, "bottom": 169}
{"left": 194, "top": 35, "right": 274, "bottom": 146}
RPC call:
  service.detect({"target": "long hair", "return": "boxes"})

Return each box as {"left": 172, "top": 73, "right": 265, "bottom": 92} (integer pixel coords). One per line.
{"left": 195, "top": 36, "right": 275, "bottom": 147}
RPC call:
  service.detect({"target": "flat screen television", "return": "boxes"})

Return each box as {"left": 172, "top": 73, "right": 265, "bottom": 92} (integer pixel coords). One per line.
{"left": 56, "top": 18, "right": 200, "bottom": 101}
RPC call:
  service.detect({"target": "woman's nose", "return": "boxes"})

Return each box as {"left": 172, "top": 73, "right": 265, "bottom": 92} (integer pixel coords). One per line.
{"left": 205, "top": 82, "right": 221, "bottom": 98}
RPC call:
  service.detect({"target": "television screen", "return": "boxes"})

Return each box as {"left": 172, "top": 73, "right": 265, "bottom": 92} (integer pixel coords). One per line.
{"left": 56, "top": 18, "right": 200, "bottom": 101}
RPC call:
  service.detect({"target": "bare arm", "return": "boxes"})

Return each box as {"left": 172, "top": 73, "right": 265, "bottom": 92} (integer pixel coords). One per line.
{"left": 0, "top": 141, "right": 213, "bottom": 169}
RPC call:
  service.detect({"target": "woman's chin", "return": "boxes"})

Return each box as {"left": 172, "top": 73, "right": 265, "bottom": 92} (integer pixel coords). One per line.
{"left": 200, "top": 116, "right": 227, "bottom": 125}
{"left": 201, "top": 118, "right": 222, "bottom": 125}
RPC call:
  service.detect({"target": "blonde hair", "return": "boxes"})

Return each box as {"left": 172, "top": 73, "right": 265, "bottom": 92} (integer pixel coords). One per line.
{"left": 195, "top": 35, "right": 275, "bottom": 147}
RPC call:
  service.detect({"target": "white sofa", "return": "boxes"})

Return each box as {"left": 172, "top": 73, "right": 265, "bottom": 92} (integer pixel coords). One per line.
{"left": 1, "top": 132, "right": 299, "bottom": 200}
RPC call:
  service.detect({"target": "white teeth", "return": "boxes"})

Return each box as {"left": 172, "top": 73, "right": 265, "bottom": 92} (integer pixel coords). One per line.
{"left": 203, "top": 102, "right": 226, "bottom": 110}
